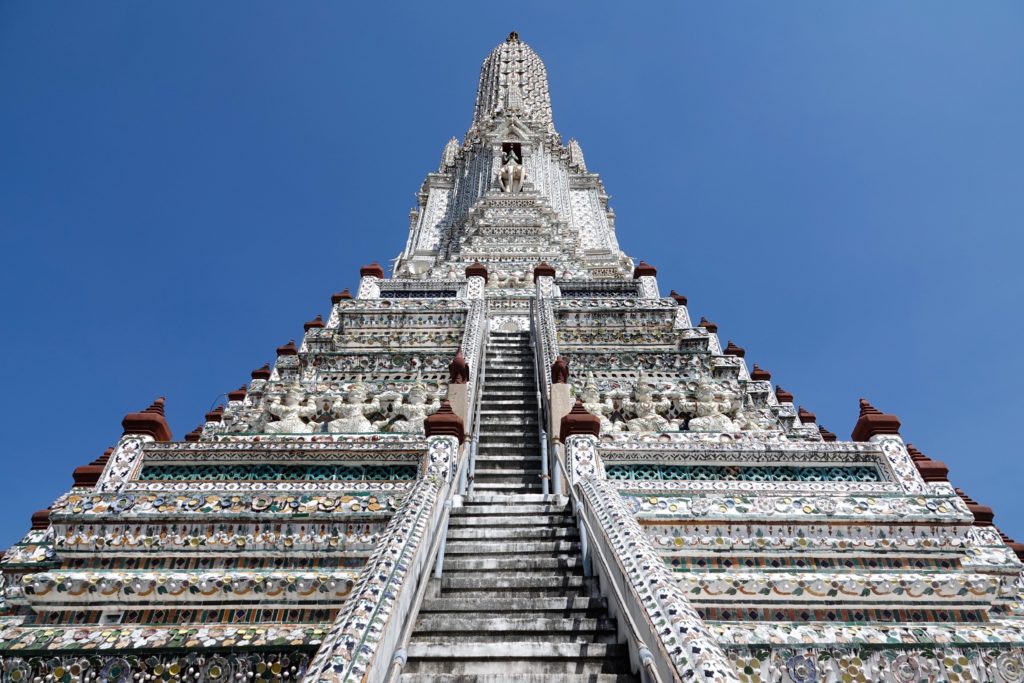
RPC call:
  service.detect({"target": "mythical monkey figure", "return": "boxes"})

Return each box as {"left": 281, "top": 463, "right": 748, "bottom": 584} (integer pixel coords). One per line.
{"left": 679, "top": 377, "right": 741, "bottom": 432}
{"left": 264, "top": 383, "right": 316, "bottom": 434}
{"left": 623, "top": 375, "right": 676, "bottom": 432}
{"left": 388, "top": 379, "right": 441, "bottom": 434}
{"left": 328, "top": 378, "right": 382, "bottom": 433}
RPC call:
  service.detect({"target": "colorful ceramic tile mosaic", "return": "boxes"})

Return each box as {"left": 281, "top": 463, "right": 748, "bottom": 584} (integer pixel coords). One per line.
{"left": 3, "top": 32, "right": 1022, "bottom": 683}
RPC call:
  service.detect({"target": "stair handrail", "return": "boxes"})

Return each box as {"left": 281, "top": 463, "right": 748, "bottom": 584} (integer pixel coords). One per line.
{"left": 528, "top": 302, "right": 551, "bottom": 499}
{"left": 381, "top": 480, "right": 453, "bottom": 683}
{"left": 464, "top": 326, "right": 487, "bottom": 496}
{"left": 549, "top": 452, "right": 674, "bottom": 683}
{"left": 384, "top": 312, "right": 489, "bottom": 683}
{"left": 383, "top": 405, "right": 482, "bottom": 683}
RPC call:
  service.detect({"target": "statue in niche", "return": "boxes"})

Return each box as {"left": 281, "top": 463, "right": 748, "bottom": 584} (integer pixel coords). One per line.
{"left": 264, "top": 383, "right": 317, "bottom": 434}
{"left": 388, "top": 379, "right": 441, "bottom": 434}
{"left": 623, "top": 376, "right": 677, "bottom": 432}
{"left": 580, "top": 374, "right": 617, "bottom": 434}
{"left": 498, "top": 146, "right": 525, "bottom": 192}
{"left": 328, "top": 378, "right": 382, "bottom": 433}
{"left": 679, "top": 377, "right": 741, "bottom": 432}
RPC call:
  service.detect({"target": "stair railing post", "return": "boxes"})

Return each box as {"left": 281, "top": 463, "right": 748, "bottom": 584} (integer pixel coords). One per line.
{"left": 432, "top": 499, "right": 453, "bottom": 579}
{"left": 638, "top": 646, "right": 655, "bottom": 683}
{"left": 540, "top": 427, "right": 550, "bottom": 501}
{"left": 575, "top": 502, "right": 593, "bottom": 577}
{"left": 551, "top": 441, "right": 563, "bottom": 501}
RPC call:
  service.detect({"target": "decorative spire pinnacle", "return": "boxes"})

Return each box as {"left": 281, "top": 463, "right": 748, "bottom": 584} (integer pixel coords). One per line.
{"left": 955, "top": 489, "right": 995, "bottom": 526}
{"left": 723, "top": 341, "right": 745, "bottom": 358}
{"left": 698, "top": 317, "right": 718, "bottom": 333}
{"left": 851, "top": 398, "right": 901, "bottom": 441}
{"left": 560, "top": 398, "right": 601, "bottom": 441}
{"left": 121, "top": 397, "right": 172, "bottom": 442}
{"left": 473, "top": 34, "right": 554, "bottom": 132}
{"left": 906, "top": 443, "right": 950, "bottom": 482}
{"left": 424, "top": 399, "right": 465, "bottom": 443}
{"left": 568, "top": 139, "right": 587, "bottom": 172}
{"left": 551, "top": 356, "right": 570, "bottom": 384}
{"left": 632, "top": 261, "right": 657, "bottom": 278}
{"left": 439, "top": 137, "right": 459, "bottom": 171}
{"left": 448, "top": 350, "right": 469, "bottom": 385}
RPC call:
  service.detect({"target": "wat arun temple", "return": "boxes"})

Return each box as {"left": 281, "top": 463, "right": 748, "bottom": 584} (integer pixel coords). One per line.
{"left": 3, "top": 32, "right": 1024, "bottom": 683}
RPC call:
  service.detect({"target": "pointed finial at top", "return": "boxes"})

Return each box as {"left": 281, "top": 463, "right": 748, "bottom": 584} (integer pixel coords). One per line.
{"left": 507, "top": 31, "right": 520, "bottom": 43}
{"left": 851, "top": 398, "right": 901, "bottom": 441}
{"left": 122, "top": 397, "right": 172, "bottom": 442}
{"left": 859, "top": 398, "right": 882, "bottom": 416}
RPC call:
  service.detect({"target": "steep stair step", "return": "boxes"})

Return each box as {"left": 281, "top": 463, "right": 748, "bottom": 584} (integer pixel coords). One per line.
{"left": 446, "top": 527, "right": 578, "bottom": 541}
{"left": 418, "top": 596, "right": 608, "bottom": 614}
{"left": 403, "top": 642, "right": 632, "bottom": 675}
{"left": 444, "top": 540, "right": 580, "bottom": 555}
{"left": 442, "top": 556, "right": 583, "bottom": 572}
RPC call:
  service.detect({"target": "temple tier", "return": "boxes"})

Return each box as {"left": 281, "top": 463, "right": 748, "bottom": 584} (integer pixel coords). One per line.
{"left": 2, "top": 32, "right": 1022, "bottom": 683}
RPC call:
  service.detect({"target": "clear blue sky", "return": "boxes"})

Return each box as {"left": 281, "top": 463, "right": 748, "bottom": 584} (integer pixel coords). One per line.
{"left": 1, "top": 2, "right": 1022, "bottom": 547}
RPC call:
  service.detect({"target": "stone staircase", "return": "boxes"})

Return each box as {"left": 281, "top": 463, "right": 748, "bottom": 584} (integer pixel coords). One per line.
{"left": 401, "top": 330, "right": 638, "bottom": 682}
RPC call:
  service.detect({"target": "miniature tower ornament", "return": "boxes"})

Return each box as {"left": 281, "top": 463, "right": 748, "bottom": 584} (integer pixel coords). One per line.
{"left": 2, "top": 33, "right": 1022, "bottom": 683}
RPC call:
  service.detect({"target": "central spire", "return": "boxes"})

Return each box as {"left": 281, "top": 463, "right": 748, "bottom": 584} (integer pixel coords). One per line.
{"left": 472, "top": 32, "right": 555, "bottom": 134}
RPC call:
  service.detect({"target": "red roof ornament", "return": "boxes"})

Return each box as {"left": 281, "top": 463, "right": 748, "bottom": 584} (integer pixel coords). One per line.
{"left": 276, "top": 340, "right": 298, "bottom": 356}
{"left": 72, "top": 447, "right": 108, "bottom": 487}
{"left": 956, "top": 489, "right": 995, "bottom": 526}
{"left": 331, "top": 289, "right": 353, "bottom": 304}
{"left": 533, "top": 262, "right": 556, "bottom": 279}
{"left": 632, "top": 261, "right": 657, "bottom": 278}
{"left": 205, "top": 406, "right": 224, "bottom": 423}
{"left": 360, "top": 262, "right": 385, "bottom": 279}
{"left": 851, "top": 398, "right": 901, "bottom": 442}
{"left": 560, "top": 399, "right": 601, "bottom": 441}
{"left": 448, "top": 349, "right": 469, "bottom": 385}
{"left": 551, "top": 357, "right": 570, "bottom": 384}
{"left": 30, "top": 508, "right": 51, "bottom": 530}
{"left": 723, "top": 341, "right": 745, "bottom": 358}
{"left": 906, "top": 443, "right": 950, "bottom": 482}
{"left": 775, "top": 386, "right": 794, "bottom": 403}
{"left": 121, "top": 397, "right": 172, "bottom": 442}
{"left": 228, "top": 385, "right": 247, "bottom": 402}
{"left": 818, "top": 426, "right": 837, "bottom": 442}
{"left": 997, "top": 530, "right": 1024, "bottom": 561}
{"left": 251, "top": 364, "right": 272, "bottom": 380}
{"left": 698, "top": 317, "right": 718, "bottom": 334}
{"left": 304, "top": 315, "right": 325, "bottom": 331}
{"left": 465, "top": 262, "right": 488, "bottom": 280}
{"left": 798, "top": 407, "right": 817, "bottom": 424}
{"left": 750, "top": 364, "right": 772, "bottom": 381}
{"left": 669, "top": 290, "right": 688, "bottom": 306}
{"left": 424, "top": 400, "right": 465, "bottom": 443}
{"left": 184, "top": 424, "right": 204, "bottom": 443}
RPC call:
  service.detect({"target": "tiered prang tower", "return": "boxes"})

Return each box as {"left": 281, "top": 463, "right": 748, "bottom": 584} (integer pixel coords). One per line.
{"left": 2, "top": 31, "right": 1023, "bottom": 683}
